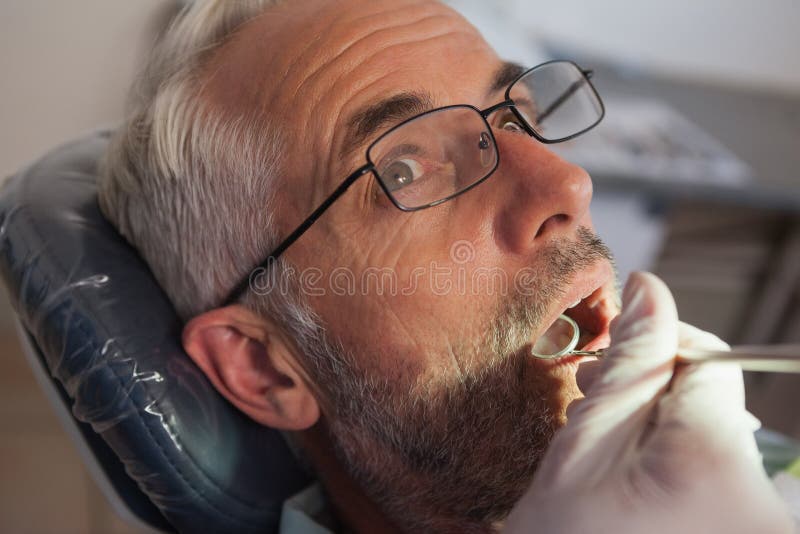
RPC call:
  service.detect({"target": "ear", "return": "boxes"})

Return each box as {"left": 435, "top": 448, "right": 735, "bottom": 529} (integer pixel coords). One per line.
{"left": 182, "top": 305, "right": 320, "bottom": 430}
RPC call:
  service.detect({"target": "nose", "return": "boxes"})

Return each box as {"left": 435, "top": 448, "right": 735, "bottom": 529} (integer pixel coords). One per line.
{"left": 490, "top": 130, "right": 593, "bottom": 254}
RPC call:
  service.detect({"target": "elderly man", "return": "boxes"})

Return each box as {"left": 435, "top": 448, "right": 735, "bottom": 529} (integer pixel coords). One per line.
{"left": 99, "top": 0, "right": 793, "bottom": 532}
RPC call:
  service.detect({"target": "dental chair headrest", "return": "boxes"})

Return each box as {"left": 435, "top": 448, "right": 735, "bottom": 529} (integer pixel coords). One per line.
{"left": 0, "top": 131, "right": 310, "bottom": 533}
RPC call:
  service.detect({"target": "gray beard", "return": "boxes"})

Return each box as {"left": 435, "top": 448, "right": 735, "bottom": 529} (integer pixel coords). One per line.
{"left": 295, "top": 227, "right": 613, "bottom": 532}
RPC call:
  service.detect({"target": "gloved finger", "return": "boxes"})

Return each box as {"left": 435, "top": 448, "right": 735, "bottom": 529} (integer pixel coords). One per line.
{"left": 678, "top": 321, "right": 730, "bottom": 352}
{"left": 652, "top": 363, "right": 762, "bottom": 480}
{"left": 564, "top": 397, "right": 584, "bottom": 421}
{"left": 534, "top": 272, "right": 679, "bottom": 484}
{"left": 672, "top": 321, "right": 746, "bottom": 419}
{"left": 652, "top": 359, "right": 762, "bottom": 472}
{"left": 565, "top": 361, "right": 601, "bottom": 420}
{"left": 575, "top": 358, "right": 602, "bottom": 393}
{"left": 596, "top": 272, "right": 679, "bottom": 388}
{"left": 566, "top": 324, "right": 721, "bottom": 451}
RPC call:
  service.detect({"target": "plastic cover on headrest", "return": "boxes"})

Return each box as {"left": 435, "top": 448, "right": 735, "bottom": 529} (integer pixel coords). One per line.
{"left": 0, "top": 131, "right": 310, "bottom": 533}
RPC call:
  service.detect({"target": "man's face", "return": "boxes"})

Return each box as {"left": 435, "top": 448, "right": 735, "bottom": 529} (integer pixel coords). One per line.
{"left": 207, "top": 0, "right": 617, "bottom": 529}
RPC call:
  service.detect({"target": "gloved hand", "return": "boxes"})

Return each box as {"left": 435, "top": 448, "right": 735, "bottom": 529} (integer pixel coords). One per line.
{"left": 504, "top": 272, "right": 794, "bottom": 534}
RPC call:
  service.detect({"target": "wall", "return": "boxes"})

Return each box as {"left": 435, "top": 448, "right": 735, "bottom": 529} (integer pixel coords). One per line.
{"left": 504, "top": 0, "right": 800, "bottom": 94}
{"left": 0, "top": 1, "right": 180, "bottom": 179}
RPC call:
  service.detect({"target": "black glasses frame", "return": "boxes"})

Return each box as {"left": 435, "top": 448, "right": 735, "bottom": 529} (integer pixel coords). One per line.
{"left": 222, "top": 60, "right": 603, "bottom": 305}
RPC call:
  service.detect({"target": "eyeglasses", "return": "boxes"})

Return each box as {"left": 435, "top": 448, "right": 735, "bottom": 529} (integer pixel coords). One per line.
{"left": 222, "top": 59, "right": 604, "bottom": 305}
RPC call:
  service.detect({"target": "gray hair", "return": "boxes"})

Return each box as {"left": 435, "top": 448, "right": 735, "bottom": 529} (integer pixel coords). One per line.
{"left": 99, "top": 0, "right": 303, "bottom": 323}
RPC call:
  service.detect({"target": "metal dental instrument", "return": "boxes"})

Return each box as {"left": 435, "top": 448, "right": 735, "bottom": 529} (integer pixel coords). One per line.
{"left": 572, "top": 346, "right": 800, "bottom": 373}
{"left": 530, "top": 315, "right": 582, "bottom": 359}
{"left": 531, "top": 314, "right": 800, "bottom": 373}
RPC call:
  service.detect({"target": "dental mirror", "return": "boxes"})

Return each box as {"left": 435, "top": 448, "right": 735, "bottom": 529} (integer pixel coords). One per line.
{"left": 530, "top": 313, "right": 800, "bottom": 373}
{"left": 530, "top": 314, "right": 580, "bottom": 359}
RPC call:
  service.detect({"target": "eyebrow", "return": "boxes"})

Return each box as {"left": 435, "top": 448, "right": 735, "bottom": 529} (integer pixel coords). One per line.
{"left": 490, "top": 61, "right": 526, "bottom": 94}
{"left": 339, "top": 61, "right": 527, "bottom": 161}
{"left": 341, "top": 91, "right": 435, "bottom": 160}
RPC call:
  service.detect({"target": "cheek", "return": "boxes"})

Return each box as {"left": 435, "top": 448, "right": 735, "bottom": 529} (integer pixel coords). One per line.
{"left": 308, "top": 271, "right": 506, "bottom": 378}
{"left": 304, "top": 207, "right": 529, "bottom": 378}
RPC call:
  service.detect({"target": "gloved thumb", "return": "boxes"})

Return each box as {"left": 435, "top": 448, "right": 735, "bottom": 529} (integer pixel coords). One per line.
{"left": 652, "top": 322, "right": 761, "bottom": 466}
{"left": 597, "top": 271, "right": 679, "bottom": 389}
{"left": 535, "top": 272, "right": 679, "bottom": 485}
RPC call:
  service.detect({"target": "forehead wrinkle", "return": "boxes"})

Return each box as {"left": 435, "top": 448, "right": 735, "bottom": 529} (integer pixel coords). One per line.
{"left": 312, "top": 27, "right": 488, "bottom": 195}
{"left": 286, "top": 1, "right": 477, "bottom": 113}
{"left": 261, "top": 2, "right": 491, "bottom": 222}
{"left": 264, "top": 3, "right": 484, "bottom": 182}
{"left": 285, "top": 0, "right": 455, "bottom": 98}
{"left": 330, "top": 0, "right": 440, "bottom": 37}
{"left": 291, "top": 12, "right": 469, "bottom": 113}
{"left": 322, "top": 26, "right": 489, "bottom": 148}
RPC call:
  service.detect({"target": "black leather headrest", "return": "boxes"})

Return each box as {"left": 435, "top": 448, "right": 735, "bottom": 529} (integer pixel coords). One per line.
{"left": 0, "top": 131, "right": 310, "bottom": 533}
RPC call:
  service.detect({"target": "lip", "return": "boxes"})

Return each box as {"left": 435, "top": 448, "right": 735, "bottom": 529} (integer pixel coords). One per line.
{"left": 531, "top": 352, "right": 598, "bottom": 374}
{"left": 561, "top": 261, "right": 616, "bottom": 318}
{"left": 546, "top": 352, "right": 591, "bottom": 367}
{"left": 532, "top": 260, "right": 616, "bottom": 349}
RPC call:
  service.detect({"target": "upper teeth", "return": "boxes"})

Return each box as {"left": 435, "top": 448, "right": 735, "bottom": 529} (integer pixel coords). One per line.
{"left": 568, "top": 299, "right": 581, "bottom": 309}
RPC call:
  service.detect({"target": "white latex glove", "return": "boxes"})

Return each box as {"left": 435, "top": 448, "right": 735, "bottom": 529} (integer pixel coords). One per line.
{"left": 504, "top": 272, "right": 794, "bottom": 534}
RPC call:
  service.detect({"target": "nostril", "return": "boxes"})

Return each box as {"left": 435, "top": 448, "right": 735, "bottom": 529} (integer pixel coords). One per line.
{"left": 535, "top": 214, "right": 570, "bottom": 239}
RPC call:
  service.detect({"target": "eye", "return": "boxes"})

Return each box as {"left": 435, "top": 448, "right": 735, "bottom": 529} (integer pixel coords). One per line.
{"left": 501, "top": 119, "right": 525, "bottom": 133}
{"left": 493, "top": 110, "right": 527, "bottom": 134}
{"left": 381, "top": 158, "right": 425, "bottom": 191}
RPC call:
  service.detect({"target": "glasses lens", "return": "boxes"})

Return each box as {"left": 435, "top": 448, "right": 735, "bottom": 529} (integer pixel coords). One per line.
{"left": 368, "top": 106, "right": 498, "bottom": 209}
{"left": 509, "top": 61, "right": 603, "bottom": 141}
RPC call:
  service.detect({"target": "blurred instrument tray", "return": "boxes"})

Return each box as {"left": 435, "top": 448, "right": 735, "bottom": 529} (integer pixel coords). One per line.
{"left": 553, "top": 97, "right": 753, "bottom": 187}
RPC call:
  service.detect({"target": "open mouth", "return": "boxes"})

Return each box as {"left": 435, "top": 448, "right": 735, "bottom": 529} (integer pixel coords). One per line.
{"left": 531, "top": 268, "right": 619, "bottom": 358}
{"left": 562, "top": 285, "right": 617, "bottom": 352}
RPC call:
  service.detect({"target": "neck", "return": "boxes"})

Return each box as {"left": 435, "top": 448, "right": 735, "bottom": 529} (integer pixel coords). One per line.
{"left": 295, "top": 421, "right": 402, "bottom": 534}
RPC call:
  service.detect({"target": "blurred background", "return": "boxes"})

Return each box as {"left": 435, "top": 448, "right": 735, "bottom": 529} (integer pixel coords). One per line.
{"left": 1, "top": 0, "right": 799, "bottom": 532}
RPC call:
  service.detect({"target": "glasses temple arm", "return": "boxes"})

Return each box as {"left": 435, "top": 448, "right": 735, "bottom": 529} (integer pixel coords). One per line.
{"left": 221, "top": 164, "right": 373, "bottom": 306}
